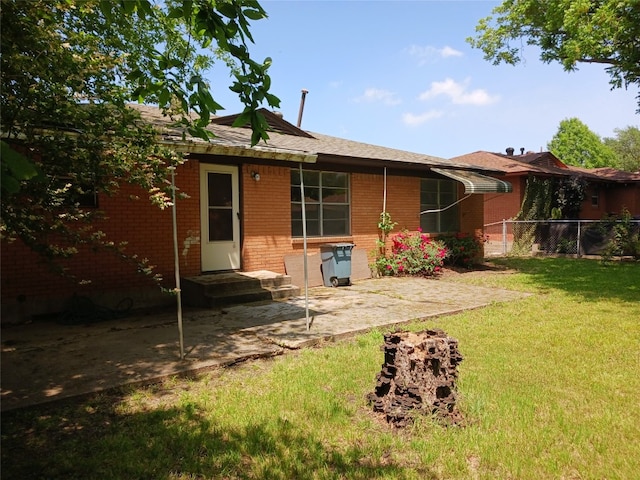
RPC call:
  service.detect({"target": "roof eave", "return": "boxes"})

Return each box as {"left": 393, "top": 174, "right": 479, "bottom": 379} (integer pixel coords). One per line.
{"left": 316, "top": 153, "right": 506, "bottom": 174}
{"left": 159, "top": 138, "right": 318, "bottom": 163}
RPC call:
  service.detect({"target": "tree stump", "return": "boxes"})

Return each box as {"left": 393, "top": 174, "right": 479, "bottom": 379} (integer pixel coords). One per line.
{"left": 367, "top": 329, "right": 464, "bottom": 427}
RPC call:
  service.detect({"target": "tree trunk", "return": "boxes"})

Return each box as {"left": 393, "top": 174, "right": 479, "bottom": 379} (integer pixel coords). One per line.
{"left": 368, "top": 329, "right": 464, "bottom": 427}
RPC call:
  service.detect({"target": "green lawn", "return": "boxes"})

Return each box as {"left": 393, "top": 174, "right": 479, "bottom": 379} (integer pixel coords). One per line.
{"left": 2, "top": 257, "right": 639, "bottom": 479}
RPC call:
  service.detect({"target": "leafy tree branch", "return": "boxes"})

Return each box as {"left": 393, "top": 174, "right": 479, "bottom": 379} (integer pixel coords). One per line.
{"left": 467, "top": 0, "right": 640, "bottom": 111}
{"left": 1, "top": 0, "right": 279, "bottom": 286}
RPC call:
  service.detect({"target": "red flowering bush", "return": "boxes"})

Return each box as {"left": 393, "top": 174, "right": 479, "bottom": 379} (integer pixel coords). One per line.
{"left": 440, "top": 232, "right": 485, "bottom": 268}
{"left": 374, "top": 229, "right": 448, "bottom": 277}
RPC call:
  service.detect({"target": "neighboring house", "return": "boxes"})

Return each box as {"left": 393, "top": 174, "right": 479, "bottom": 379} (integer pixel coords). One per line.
{"left": 1, "top": 106, "right": 511, "bottom": 322}
{"left": 451, "top": 149, "right": 640, "bottom": 228}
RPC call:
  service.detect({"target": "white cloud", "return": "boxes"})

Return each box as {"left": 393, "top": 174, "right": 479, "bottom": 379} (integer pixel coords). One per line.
{"left": 355, "top": 88, "right": 402, "bottom": 106}
{"left": 440, "top": 46, "right": 463, "bottom": 58}
{"left": 418, "top": 78, "right": 499, "bottom": 106}
{"left": 407, "top": 44, "right": 463, "bottom": 64}
{"left": 402, "top": 110, "right": 444, "bottom": 126}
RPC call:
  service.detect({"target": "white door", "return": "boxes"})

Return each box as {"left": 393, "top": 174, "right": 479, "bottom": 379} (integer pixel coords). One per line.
{"left": 200, "top": 164, "right": 240, "bottom": 271}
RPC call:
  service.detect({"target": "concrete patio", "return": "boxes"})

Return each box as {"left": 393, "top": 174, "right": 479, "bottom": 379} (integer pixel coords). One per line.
{"left": 1, "top": 275, "right": 529, "bottom": 411}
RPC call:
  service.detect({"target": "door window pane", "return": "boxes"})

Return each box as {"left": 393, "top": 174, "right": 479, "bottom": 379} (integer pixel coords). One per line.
{"left": 208, "top": 173, "right": 232, "bottom": 207}
{"left": 208, "top": 209, "right": 233, "bottom": 241}
{"left": 208, "top": 172, "right": 233, "bottom": 241}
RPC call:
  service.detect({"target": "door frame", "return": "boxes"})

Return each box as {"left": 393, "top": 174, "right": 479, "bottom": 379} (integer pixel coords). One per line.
{"left": 199, "top": 163, "right": 241, "bottom": 272}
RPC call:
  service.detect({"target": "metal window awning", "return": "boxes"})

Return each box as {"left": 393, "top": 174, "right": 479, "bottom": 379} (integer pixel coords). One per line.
{"left": 432, "top": 168, "right": 512, "bottom": 194}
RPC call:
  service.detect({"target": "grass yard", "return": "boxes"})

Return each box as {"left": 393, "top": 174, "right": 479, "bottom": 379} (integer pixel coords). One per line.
{"left": 2, "top": 257, "right": 639, "bottom": 479}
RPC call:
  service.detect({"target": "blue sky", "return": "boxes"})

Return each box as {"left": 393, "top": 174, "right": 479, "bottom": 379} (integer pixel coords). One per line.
{"left": 207, "top": 0, "right": 639, "bottom": 159}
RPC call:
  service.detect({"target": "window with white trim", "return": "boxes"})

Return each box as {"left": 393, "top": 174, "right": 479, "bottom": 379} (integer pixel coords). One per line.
{"left": 420, "top": 178, "right": 459, "bottom": 233}
{"left": 291, "top": 169, "right": 350, "bottom": 237}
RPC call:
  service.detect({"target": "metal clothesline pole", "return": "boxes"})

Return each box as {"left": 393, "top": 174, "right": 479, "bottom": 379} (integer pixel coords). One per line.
{"left": 299, "top": 164, "right": 311, "bottom": 331}
{"left": 170, "top": 167, "right": 185, "bottom": 360}
{"left": 383, "top": 167, "right": 387, "bottom": 213}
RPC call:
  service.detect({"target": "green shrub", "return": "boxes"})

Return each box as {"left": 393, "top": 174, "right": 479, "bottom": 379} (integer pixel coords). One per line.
{"left": 440, "top": 232, "right": 485, "bottom": 268}
{"left": 600, "top": 208, "right": 640, "bottom": 262}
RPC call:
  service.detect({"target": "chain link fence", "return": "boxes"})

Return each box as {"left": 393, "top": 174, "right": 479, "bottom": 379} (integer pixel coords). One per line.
{"left": 483, "top": 219, "right": 640, "bottom": 258}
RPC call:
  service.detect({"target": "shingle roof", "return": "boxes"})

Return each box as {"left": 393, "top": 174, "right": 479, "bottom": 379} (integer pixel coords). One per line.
{"left": 450, "top": 151, "right": 549, "bottom": 175}
{"left": 509, "top": 151, "right": 567, "bottom": 169}
{"left": 131, "top": 104, "right": 497, "bottom": 173}
{"left": 450, "top": 150, "right": 639, "bottom": 184}
{"left": 568, "top": 166, "right": 640, "bottom": 182}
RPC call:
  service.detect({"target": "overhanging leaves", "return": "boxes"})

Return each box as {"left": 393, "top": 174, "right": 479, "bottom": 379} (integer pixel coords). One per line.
{"left": 0, "top": 141, "right": 40, "bottom": 195}
{"left": 468, "top": 0, "right": 640, "bottom": 111}
{"left": 1, "top": 0, "right": 279, "bottom": 286}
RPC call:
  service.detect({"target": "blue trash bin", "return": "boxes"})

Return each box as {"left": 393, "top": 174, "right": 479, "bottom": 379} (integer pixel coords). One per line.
{"left": 320, "top": 243, "right": 354, "bottom": 287}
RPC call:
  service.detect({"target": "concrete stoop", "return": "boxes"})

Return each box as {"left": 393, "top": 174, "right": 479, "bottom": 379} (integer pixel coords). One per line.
{"left": 181, "top": 270, "right": 300, "bottom": 308}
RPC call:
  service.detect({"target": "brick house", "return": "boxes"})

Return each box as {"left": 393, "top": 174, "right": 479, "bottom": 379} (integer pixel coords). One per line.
{"left": 451, "top": 149, "right": 640, "bottom": 226}
{"left": 449, "top": 149, "right": 640, "bottom": 255}
{"left": 1, "top": 106, "right": 511, "bottom": 322}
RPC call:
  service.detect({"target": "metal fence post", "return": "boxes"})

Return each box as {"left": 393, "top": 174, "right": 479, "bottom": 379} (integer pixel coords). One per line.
{"left": 502, "top": 219, "right": 507, "bottom": 255}
{"left": 577, "top": 220, "right": 582, "bottom": 257}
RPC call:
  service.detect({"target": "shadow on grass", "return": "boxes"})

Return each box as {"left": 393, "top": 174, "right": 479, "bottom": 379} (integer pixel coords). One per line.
{"left": 1, "top": 395, "right": 430, "bottom": 480}
{"left": 491, "top": 257, "right": 640, "bottom": 303}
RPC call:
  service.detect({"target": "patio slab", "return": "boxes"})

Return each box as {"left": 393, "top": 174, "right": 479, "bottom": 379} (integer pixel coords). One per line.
{"left": 1, "top": 276, "right": 529, "bottom": 411}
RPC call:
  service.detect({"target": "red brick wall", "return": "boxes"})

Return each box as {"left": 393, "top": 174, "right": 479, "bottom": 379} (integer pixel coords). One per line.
{"left": 589, "top": 184, "right": 640, "bottom": 218}
{"left": 2, "top": 161, "right": 489, "bottom": 321}
{"left": 1, "top": 161, "right": 201, "bottom": 320}
{"left": 350, "top": 172, "right": 385, "bottom": 260}
{"left": 240, "top": 168, "right": 424, "bottom": 271}
{"left": 241, "top": 164, "right": 294, "bottom": 272}
{"left": 580, "top": 183, "right": 609, "bottom": 219}
{"left": 483, "top": 175, "right": 523, "bottom": 226}
{"left": 240, "top": 168, "right": 487, "bottom": 272}
{"left": 482, "top": 175, "right": 639, "bottom": 223}
{"left": 460, "top": 189, "right": 484, "bottom": 234}
{"left": 351, "top": 173, "right": 421, "bottom": 263}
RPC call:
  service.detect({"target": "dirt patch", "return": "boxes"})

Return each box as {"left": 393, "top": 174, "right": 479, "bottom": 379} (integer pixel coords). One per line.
{"left": 439, "top": 262, "right": 516, "bottom": 280}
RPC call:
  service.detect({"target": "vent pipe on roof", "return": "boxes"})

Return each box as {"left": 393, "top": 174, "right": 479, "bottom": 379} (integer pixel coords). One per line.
{"left": 297, "top": 89, "right": 308, "bottom": 128}
{"left": 520, "top": 147, "right": 525, "bottom": 155}
{"left": 506, "top": 147, "right": 515, "bottom": 156}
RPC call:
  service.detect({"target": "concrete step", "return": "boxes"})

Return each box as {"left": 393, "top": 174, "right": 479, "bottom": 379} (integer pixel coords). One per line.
{"left": 181, "top": 271, "right": 300, "bottom": 308}
{"left": 268, "top": 283, "right": 302, "bottom": 300}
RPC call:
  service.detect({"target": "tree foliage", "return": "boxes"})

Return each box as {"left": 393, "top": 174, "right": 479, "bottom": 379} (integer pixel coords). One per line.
{"left": 0, "top": 0, "right": 278, "bottom": 284}
{"left": 467, "top": 0, "right": 640, "bottom": 110}
{"left": 513, "top": 174, "right": 586, "bottom": 253}
{"left": 548, "top": 118, "right": 618, "bottom": 168}
{"left": 516, "top": 176, "right": 555, "bottom": 221}
{"left": 554, "top": 176, "right": 588, "bottom": 219}
{"left": 604, "top": 126, "right": 640, "bottom": 172}
{"left": 517, "top": 174, "right": 587, "bottom": 220}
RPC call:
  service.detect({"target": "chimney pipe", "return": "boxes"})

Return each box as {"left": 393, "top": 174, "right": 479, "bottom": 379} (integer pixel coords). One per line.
{"left": 297, "top": 89, "right": 308, "bottom": 128}
{"left": 506, "top": 147, "right": 515, "bottom": 156}
{"left": 520, "top": 147, "right": 525, "bottom": 155}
